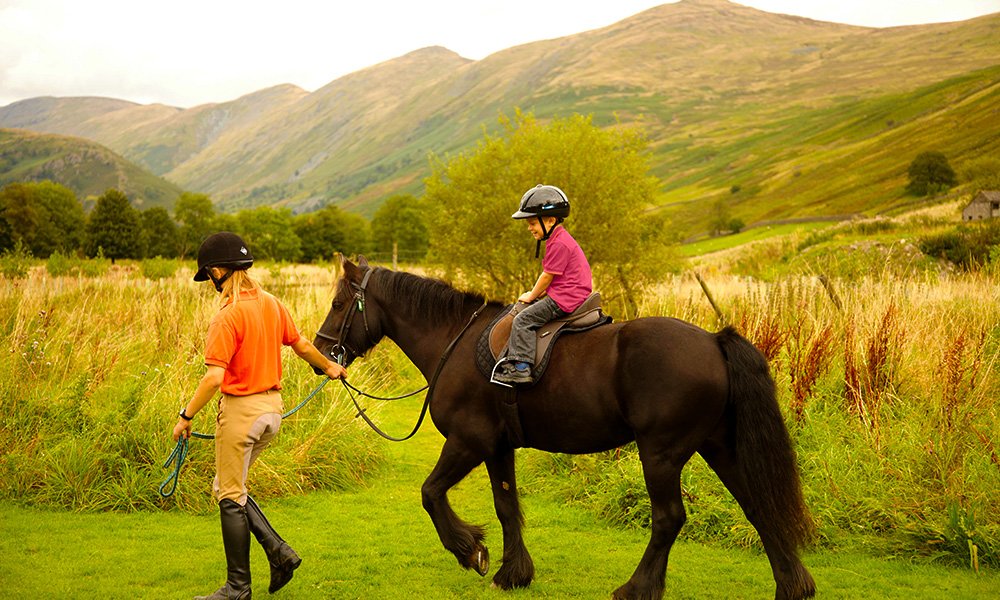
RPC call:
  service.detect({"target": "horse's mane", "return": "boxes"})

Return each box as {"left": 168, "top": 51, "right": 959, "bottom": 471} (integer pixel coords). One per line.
{"left": 373, "top": 268, "right": 489, "bottom": 325}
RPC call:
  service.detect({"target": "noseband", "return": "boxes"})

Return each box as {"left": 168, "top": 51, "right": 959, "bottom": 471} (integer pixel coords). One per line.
{"left": 316, "top": 268, "right": 374, "bottom": 365}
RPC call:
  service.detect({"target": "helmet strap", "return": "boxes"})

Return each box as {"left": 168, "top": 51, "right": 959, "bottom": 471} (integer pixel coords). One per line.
{"left": 207, "top": 269, "right": 232, "bottom": 293}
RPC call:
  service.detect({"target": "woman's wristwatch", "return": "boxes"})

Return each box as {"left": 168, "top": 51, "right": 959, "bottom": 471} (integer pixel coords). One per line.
{"left": 178, "top": 408, "right": 194, "bottom": 421}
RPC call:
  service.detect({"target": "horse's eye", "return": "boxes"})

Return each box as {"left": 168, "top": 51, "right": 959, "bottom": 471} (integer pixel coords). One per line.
{"left": 333, "top": 301, "right": 344, "bottom": 310}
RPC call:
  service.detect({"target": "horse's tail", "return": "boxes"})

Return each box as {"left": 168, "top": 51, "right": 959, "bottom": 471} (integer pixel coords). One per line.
{"left": 715, "top": 325, "right": 814, "bottom": 552}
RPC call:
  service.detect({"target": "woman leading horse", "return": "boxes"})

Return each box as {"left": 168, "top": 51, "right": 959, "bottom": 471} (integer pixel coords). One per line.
{"left": 315, "top": 256, "right": 815, "bottom": 600}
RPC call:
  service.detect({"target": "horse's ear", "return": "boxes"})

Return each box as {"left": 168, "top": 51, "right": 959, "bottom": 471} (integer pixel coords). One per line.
{"left": 358, "top": 255, "right": 370, "bottom": 269}
{"left": 340, "top": 254, "right": 359, "bottom": 280}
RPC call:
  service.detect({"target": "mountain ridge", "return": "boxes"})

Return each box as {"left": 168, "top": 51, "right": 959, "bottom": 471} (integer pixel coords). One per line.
{"left": 1, "top": 0, "right": 998, "bottom": 231}
{"left": 0, "top": 128, "right": 184, "bottom": 208}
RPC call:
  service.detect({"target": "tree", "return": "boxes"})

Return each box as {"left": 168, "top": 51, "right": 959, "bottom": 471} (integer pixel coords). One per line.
{"left": 371, "top": 194, "right": 429, "bottom": 262}
{"left": 174, "top": 192, "right": 216, "bottom": 258}
{"left": 142, "top": 207, "right": 179, "bottom": 258}
{"left": 0, "top": 181, "right": 85, "bottom": 257}
{"left": 294, "top": 205, "right": 348, "bottom": 263}
{"left": 424, "top": 111, "right": 677, "bottom": 316}
{"left": 0, "top": 183, "right": 38, "bottom": 253}
{"left": 236, "top": 206, "right": 302, "bottom": 262}
{"left": 710, "top": 197, "right": 732, "bottom": 236}
{"left": 907, "top": 151, "right": 957, "bottom": 196}
{"left": 33, "top": 181, "right": 85, "bottom": 256}
{"left": 85, "top": 188, "right": 145, "bottom": 262}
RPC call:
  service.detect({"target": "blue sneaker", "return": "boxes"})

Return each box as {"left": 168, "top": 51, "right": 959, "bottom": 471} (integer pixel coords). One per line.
{"left": 494, "top": 361, "right": 532, "bottom": 384}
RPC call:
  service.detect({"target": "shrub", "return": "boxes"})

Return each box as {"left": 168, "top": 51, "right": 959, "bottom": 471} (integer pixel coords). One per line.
{"left": 0, "top": 240, "right": 33, "bottom": 279}
{"left": 45, "top": 251, "right": 76, "bottom": 277}
{"left": 140, "top": 257, "right": 179, "bottom": 280}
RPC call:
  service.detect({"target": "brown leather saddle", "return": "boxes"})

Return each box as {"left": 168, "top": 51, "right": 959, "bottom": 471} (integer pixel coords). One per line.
{"left": 474, "top": 293, "right": 611, "bottom": 386}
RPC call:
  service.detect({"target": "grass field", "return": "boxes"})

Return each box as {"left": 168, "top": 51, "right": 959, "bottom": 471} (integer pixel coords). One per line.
{"left": 679, "top": 221, "right": 837, "bottom": 257}
{"left": 1, "top": 258, "right": 998, "bottom": 598}
{"left": 2, "top": 400, "right": 997, "bottom": 599}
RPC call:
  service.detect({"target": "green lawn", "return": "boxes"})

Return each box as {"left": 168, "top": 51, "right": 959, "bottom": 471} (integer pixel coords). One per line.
{"left": 680, "top": 222, "right": 835, "bottom": 257}
{"left": 1, "top": 398, "right": 995, "bottom": 599}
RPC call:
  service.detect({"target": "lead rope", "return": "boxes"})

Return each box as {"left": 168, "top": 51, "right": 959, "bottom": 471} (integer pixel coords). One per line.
{"left": 340, "top": 301, "right": 488, "bottom": 442}
{"left": 158, "top": 377, "right": 331, "bottom": 498}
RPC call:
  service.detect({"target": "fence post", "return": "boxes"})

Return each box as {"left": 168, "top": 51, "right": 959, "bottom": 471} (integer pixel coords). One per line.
{"left": 694, "top": 271, "right": 728, "bottom": 325}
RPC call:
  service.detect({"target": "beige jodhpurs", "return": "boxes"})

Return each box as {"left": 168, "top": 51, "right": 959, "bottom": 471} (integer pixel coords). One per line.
{"left": 213, "top": 390, "right": 283, "bottom": 505}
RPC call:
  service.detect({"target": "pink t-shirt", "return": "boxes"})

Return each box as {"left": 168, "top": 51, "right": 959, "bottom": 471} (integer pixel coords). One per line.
{"left": 542, "top": 225, "right": 592, "bottom": 313}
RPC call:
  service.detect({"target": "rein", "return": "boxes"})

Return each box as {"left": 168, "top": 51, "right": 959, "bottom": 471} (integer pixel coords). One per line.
{"left": 158, "top": 377, "right": 331, "bottom": 498}
{"left": 338, "top": 300, "right": 488, "bottom": 441}
{"left": 316, "top": 267, "right": 489, "bottom": 442}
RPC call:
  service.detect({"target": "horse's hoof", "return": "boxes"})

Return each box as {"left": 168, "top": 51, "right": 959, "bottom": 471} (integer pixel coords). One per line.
{"left": 473, "top": 545, "right": 490, "bottom": 577}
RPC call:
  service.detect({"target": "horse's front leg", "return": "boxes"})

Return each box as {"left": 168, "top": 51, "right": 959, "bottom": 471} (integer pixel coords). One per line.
{"left": 421, "top": 437, "right": 490, "bottom": 576}
{"left": 485, "top": 446, "right": 534, "bottom": 590}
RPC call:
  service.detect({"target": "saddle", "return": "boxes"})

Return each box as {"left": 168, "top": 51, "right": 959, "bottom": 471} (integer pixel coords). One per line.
{"left": 474, "top": 293, "right": 612, "bottom": 386}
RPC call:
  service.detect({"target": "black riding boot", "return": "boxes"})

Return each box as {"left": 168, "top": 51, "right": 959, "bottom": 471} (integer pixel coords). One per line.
{"left": 195, "top": 499, "right": 252, "bottom": 600}
{"left": 245, "top": 495, "right": 302, "bottom": 594}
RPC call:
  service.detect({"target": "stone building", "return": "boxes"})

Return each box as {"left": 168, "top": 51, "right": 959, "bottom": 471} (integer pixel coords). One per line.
{"left": 962, "top": 190, "right": 1000, "bottom": 221}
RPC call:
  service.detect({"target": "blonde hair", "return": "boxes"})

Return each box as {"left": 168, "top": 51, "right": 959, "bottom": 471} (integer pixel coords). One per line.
{"left": 218, "top": 268, "right": 260, "bottom": 307}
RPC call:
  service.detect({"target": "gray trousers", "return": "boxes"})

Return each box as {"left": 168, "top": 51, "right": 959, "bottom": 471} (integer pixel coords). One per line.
{"left": 506, "top": 296, "right": 565, "bottom": 365}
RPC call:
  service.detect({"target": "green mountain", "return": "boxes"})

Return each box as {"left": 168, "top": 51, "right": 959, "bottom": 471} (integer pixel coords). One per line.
{"left": 0, "top": 128, "right": 184, "bottom": 209}
{"left": 2, "top": 0, "right": 998, "bottom": 232}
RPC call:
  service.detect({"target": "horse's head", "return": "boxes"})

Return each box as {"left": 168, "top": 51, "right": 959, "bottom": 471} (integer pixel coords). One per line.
{"left": 313, "top": 255, "right": 383, "bottom": 369}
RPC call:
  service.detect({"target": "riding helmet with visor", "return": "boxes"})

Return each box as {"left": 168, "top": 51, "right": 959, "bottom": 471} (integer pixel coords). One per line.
{"left": 512, "top": 184, "right": 570, "bottom": 256}
{"left": 194, "top": 231, "right": 254, "bottom": 291}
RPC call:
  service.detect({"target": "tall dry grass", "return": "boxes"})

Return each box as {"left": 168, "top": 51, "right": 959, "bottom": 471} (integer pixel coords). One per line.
{"left": 0, "top": 262, "right": 385, "bottom": 514}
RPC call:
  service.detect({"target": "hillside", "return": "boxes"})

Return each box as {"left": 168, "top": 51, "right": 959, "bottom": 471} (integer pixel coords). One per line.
{"left": 0, "top": 129, "right": 184, "bottom": 209}
{"left": 1, "top": 0, "right": 998, "bottom": 230}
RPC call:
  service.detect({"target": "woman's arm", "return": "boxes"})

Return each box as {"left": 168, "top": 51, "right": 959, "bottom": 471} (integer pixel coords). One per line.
{"left": 290, "top": 336, "right": 348, "bottom": 381}
{"left": 172, "top": 365, "right": 225, "bottom": 441}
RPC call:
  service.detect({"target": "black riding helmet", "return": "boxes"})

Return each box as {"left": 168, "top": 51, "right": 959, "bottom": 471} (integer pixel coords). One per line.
{"left": 512, "top": 184, "right": 570, "bottom": 257}
{"left": 194, "top": 231, "right": 253, "bottom": 291}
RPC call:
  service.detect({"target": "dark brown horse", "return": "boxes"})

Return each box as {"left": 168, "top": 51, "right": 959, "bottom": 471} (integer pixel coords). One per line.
{"left": 314, "top": 257, "right": 815, "bottom": 600}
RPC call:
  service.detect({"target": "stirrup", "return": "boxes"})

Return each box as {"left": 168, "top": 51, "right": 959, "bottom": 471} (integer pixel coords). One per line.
{"left": 490, "top": 359, "right": 514, "bottom": 388}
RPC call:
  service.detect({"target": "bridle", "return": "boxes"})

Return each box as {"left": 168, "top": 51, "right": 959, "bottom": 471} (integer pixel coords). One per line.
{"left": 315, "top": 268, "right": 374, "bottom": 366}
{"left": 315, "top": 267, "right": 489, "bottom": 441}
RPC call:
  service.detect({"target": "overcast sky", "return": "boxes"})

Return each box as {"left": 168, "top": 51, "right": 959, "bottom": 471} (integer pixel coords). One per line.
{"left": 1, "top": 0, "right": 998, "bottom": 108}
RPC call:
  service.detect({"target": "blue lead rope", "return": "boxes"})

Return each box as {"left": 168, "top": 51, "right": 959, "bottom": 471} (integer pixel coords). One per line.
{"left": 158, "top": 377, "right": 331, "bottom": 498}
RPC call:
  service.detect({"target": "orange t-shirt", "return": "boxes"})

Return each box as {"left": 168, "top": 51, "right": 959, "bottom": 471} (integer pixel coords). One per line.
{"left": 204, "top": 288, "right": 301, "bottom": 396}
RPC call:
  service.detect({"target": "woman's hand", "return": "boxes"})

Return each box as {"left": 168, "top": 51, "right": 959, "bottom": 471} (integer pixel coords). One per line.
{"left": 323, "top": 362, "right": 348, "bottom": 380}
{"left": 517, "top": 291, "right": 534, "bottom": 303}
{"left": 172, "top": 417, "right": 191, "bottom": 442}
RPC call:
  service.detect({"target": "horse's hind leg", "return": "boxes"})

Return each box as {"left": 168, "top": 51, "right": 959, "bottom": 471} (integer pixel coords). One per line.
{"left": 421, "top": 437, "right": 490, "bottom": 576}
{"left": 612, "top": 442, "right": 690, "bottom": 600}
{"left": 700, "top": 440, "right": 816, "bottom": 600}
{"left": 485, "top": 446, "right": 534, "bottom": 589}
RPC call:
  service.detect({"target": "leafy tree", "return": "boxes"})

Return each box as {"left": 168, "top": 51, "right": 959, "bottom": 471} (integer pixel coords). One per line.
{"left": 0, "top": 181, "right": 85, "bottom": 257}
{"left": 85, "top": 188, "right": 145, "bottom": 262}
{"left": 711, "top": 197, "right": 732, "bottom": 236}
{"left": 174, "top": 192, "right": 216, "bottom": 258}
{"left": 371, "top": 194, "right": 429, "bottom": 262}
{"left": 294, "top": 204, "right": 348, "bottom": 263}
{"left": 907, "top": 151, "right": 957, "bottom": 196}
{"left": 142, "top": 207, "right": 179, "bottom": 258}
{"left": 236, "top": 206, "right": 302, "bottom": 262}
{"left": 212, "top": 212, "right": 239, "bottom": 234}
{"left": 33, "top": 181, "right": 85, "bottom": 256}
{"left": 0, "top": 183, "right": 38, "bottom": 253}
{"left": 424, "top": 111, "right": 677, "bottom": 316}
